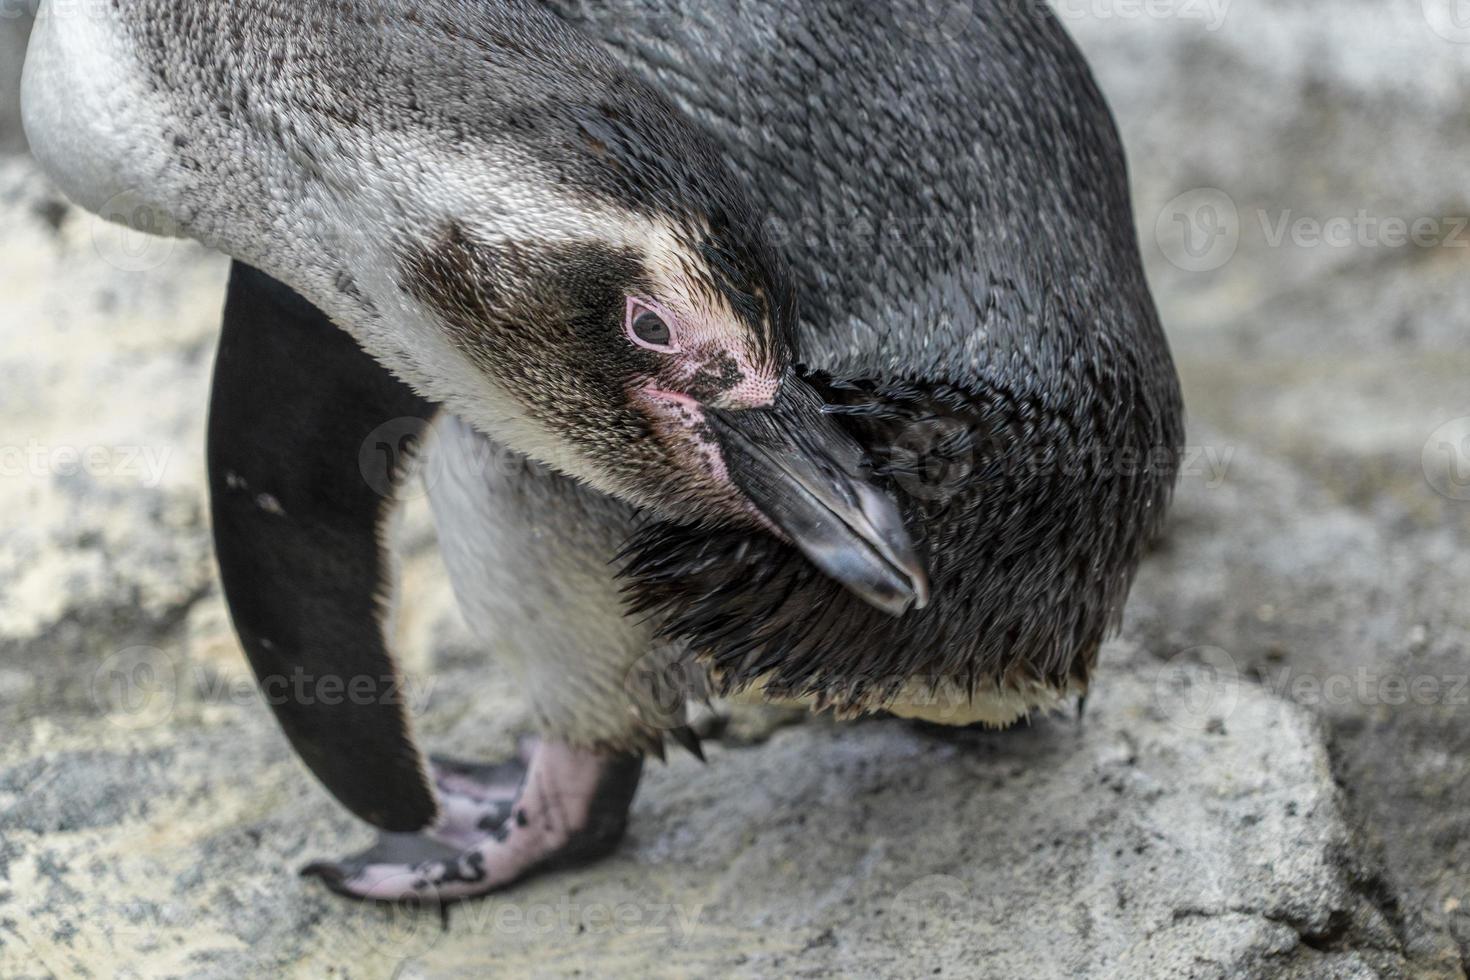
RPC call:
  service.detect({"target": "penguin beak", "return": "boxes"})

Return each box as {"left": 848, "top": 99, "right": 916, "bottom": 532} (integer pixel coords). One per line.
{"left": 704, "top": 380, "right": 931, "bottom": 617}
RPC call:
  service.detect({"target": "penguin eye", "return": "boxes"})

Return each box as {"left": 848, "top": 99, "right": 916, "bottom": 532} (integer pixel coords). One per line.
{"left": 632, "top": 311, "right": 670, "bottom": 347}
{"left": 625, "top": 298, "right": 678, "bottom": 352}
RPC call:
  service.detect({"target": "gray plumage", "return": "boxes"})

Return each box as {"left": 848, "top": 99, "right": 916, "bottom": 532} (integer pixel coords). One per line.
{"left": 26, "top": 0, "right": 1182, "bottom": 732}
{"left": 592, "top": 0, "right": 1186, "bottom": 710}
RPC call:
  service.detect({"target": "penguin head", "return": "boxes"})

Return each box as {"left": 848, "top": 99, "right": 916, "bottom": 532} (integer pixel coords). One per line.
{"left": 387, "top": 97, "right": 929, "bottom": 615}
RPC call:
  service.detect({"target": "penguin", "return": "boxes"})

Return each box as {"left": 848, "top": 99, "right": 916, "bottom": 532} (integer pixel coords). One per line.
{"left": 20, "top": 0, "right": 1184, "bottom": 903}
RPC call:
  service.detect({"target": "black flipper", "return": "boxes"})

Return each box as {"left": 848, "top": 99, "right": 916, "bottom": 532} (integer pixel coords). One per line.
{"left": 208, "top": 262, "right": 439, "bottom": 832}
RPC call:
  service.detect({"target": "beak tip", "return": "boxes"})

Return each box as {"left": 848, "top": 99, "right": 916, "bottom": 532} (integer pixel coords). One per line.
{"left": 856, "top": 563, "right": 931, "bottom": 618}
{"left": 896, "top": 567, "right": 933, "bottom": 616}
{"left": 707, "top": 381, "right": 934, "bottom": 618}
{"left": 911, "top": 573, "right": 932, "bottom": 612}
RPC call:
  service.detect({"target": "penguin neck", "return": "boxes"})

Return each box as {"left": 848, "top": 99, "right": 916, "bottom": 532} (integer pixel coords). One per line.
{"left": 23, "top": 0, "right": 626, "bottom": 443}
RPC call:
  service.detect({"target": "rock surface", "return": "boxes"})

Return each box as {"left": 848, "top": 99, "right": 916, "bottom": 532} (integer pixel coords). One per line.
{"left": 0, "top": 645, "right": 1426, "bottom": 979}
{"left": 3, "top": 3, "right": 1470, "bottom": 977}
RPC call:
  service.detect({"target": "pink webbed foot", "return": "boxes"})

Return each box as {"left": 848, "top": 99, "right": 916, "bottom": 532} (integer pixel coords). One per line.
{"left": 302, "top": 741, "right": 642, "bottom": 902}
{"left": 427, "top": 745, "right": 533, "bottom": 850}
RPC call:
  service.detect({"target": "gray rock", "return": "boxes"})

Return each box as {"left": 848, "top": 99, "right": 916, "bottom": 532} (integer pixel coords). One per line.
{"left": 0, "top": 644, "right": 1425, "bottom": 979}
{"left": 1064, "top": 1, "right": 1470, "bottom": 970}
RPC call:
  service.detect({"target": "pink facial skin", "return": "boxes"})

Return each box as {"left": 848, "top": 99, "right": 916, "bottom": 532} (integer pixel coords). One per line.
{"left": 625, "top": 295, "right": 784, "bottom": 525}
{"left": 624, "top": 296, "right": 782, "bottom": 409}
{"left": 642, "top": 385, "right": 734, "bottom": 488}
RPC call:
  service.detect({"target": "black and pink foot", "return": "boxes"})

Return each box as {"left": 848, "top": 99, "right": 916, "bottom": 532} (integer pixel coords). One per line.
{"left": 301, "top": 740, "right": 642, "bottom": 902}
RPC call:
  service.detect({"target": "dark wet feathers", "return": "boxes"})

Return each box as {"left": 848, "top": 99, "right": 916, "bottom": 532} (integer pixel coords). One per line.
{"left": 561, "top": 0, "right": 1185, "bottom": 707}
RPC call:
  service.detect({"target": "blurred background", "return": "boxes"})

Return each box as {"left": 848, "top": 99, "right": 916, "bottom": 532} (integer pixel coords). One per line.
{"left": 1, "top": 2, "right": 1468, "bottom": 977}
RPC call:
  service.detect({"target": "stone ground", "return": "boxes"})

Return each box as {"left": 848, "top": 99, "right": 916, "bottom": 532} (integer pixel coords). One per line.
{"left": 2, "top": 3, "right": 1470, "bottom": 978}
